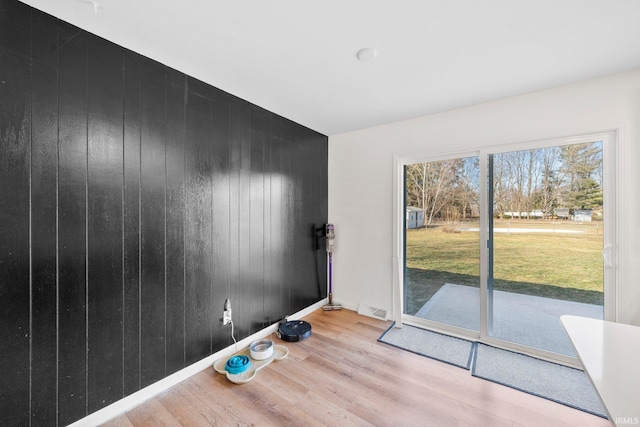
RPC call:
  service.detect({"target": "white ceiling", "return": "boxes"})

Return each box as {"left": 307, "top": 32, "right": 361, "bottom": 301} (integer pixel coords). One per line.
{"left": 19, "top": 0, "right": 640, "bottom": 136}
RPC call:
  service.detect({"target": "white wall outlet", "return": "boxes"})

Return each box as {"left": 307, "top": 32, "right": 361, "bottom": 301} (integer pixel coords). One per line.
{"left": 223, "top": 299, "right": 232, "bottom": 325}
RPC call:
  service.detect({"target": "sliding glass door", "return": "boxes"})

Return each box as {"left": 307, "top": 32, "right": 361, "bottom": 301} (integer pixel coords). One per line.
{"left": 403, "top": 133, "right": 615, "bottom": 361}
{"left": 484, "top": 142, "right": 605, "bottom": 357}
{"left": 404, "top": 156, "right": 480, "bottom": 332}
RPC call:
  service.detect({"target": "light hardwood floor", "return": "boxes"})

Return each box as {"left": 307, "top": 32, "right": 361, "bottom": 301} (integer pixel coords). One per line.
{"left": 101, "top": 309, "right": 611, "bottom": 427}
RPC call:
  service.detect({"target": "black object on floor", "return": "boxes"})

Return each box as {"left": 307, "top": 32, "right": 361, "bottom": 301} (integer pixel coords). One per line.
{"left": 277, "top": 320, "right": 312, "bottom": 342}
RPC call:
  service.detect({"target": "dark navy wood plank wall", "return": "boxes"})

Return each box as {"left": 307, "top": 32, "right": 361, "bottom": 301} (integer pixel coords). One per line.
{"left": 122, "top": 49, "right": 142, "bottom": 398}
{"left": 57, "top": 19, "right": 89, "bottom": 426}
{"left": 139, "top": 56, "right": 167, "bottom": 389}
{"left": 86, "top": 34, "right": 126, "bottom": 413}
{"left": 0, "top": 1, "right": 328, "bottom": 425}
{"left": 0, "top": 1, "right": 32, "bottom": 424}
{"left": 165, "top": 68, "right": 187, "bottom": 376}
{"left": 30, "top": 9, "right": 59, "bottom": 425}
{"left": 184, "top": 77, "right": 214, "bottom": 367}
{"left": 210, "top": 88, "right": 232, "bottom": 352}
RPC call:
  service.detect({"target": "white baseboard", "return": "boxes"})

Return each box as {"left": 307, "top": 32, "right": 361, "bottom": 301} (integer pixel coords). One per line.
{"left": 335, "top": 301, "right": 358, "bottom": 311}
{"left": 69, "top": 299, "right": 327, "bottom": 427}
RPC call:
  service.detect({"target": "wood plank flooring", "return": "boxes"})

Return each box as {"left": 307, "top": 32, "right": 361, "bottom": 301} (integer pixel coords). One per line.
{"left": 101, "top": 309, "right": 611, "bottom": 427}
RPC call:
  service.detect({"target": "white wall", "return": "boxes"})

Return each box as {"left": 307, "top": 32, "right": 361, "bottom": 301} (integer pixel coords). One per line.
{"left": 329, "top": 68, "right": 640, "bottom": 326}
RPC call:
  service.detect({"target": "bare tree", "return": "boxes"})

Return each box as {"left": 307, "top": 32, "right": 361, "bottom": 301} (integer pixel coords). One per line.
{"left": 459, "top": 157, "right": 479, "bottom": 220}
{"left": 405, "top": 142, "right": 602, "bottom": 225}
{"left": 535, "top": 146, "right": 561, "bottom": 217}
{"left": 491, "top": 154, "right": 509, "bottom": 218}
{"left": 406, "top": 159, "right": 467, "bottom": 226}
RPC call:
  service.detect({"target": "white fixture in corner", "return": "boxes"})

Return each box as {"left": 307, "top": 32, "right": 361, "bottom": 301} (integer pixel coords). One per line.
{"left": 357, "top": 303, "right": 388, "bottom": 321}
{"left": 356, "top": 48, "right": 378, "bottom": 62}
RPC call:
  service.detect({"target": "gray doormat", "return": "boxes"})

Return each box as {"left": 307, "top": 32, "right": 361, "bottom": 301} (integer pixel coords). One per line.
{"left": 378, "top": 323, "right": 474, "bottom": 369}
{"left": 472, "top": 343, "right": 607, "bottom": 418}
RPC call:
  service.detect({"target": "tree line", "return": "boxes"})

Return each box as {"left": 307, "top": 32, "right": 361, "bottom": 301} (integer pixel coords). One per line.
{"left": 406, "top": 142, "right": 603, "bottom": 226}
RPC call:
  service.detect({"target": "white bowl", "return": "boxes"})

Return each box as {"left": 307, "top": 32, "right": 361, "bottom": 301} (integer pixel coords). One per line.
{"left": 250, "top": 339, "right": 274, "bottom": 360}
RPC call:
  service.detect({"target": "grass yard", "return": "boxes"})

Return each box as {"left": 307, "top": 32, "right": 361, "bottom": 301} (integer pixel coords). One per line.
{"left": 405, "top": 219, "right": 604, "bottom": 315}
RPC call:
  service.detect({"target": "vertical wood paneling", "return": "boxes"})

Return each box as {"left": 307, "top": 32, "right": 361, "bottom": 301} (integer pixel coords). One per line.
{"left": 293, "top": 126, "right": 314, "bottom": 312}
{"left": 86, "top": 37, "right": 124, "bottom": 412}
{"left": 184, "top": 78, "right": 213, "bottom": 365}
{"left": 295, "top": 127, "right": 322, "bottom": 309}
{"left": 280, "top": 119, "right": 293, "bottom": 316}
{"left": 250, "top": 106, "right": 268, "bottom": 331}
{"left": 289, "top": 126, "right": 306, "bottom": 312}
{"left": 0, "top": 1, "right": 31, "bottom": 424}
{"left": 227, "top": 98, "right": 241, "bottom": 334}
{"left": 262, "top": 113, "right": 273, "bottom": 327}
{"left": 228, "top": 99, "right": 242, "bottom": 337}
{"left": 309, "top": 130, "right": 328, "bottom": 305}
{"left": 30, "top": 10, "right": 59, "bottom": 425}
{"left": 139, "top": 58, "right": 167, "bottom": 387}
{"left": 57, "top": 20, "right": 88, "bottom": 425}
{"left": 310, "top": 131, "right": 329, "bottom": 303}
{"left": 211, "top": 88, "right": 231, "bottom": 350}
{"left": 122, "top": 49, "right": 141, "bottom": 396}
{"left": 231, "top": 98, "right": 251, "bottom": 338}
{"left": 0, "top": 2, "right": 328, "bottom": 423}
{"left": 165, "top": 69, "right": 186, "bottom": 375}
{"left": 268, "top": 117, "right": 285, "bottom": 322}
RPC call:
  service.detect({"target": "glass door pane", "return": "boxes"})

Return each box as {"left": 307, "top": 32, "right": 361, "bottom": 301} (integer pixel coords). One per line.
{"left": 404, "top": 156, "right": 480, "bottom": 332}
{"left": 487, "top": 142, "right": 604, "bottom": 356}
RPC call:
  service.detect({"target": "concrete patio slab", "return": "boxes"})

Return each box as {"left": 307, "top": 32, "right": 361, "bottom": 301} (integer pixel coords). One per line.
{"left": 415, "top": 283, "right": 603, "bottom": 356}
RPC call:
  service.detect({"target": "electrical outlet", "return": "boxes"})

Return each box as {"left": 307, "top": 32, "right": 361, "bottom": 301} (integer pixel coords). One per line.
{"left": 223, "top": 309, "right": 232, "bottom": 325}
{"left": 223, "top": 299, "right": 232, "bottom": 325}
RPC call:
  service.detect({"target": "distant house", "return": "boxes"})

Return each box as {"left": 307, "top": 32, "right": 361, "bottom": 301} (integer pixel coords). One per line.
{"left": 504, "top": 210, "right": 544, "bottom": 218}
{"left": 573, "top": 209, "right": 593, "bottom": 222}
{"left": 406, "top": 206, "right": 424, "bottom": 229}
{"left": 555, "top": 208, "right": 592, "bottom": 221}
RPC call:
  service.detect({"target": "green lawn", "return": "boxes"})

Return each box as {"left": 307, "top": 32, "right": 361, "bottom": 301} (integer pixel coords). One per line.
{"left": 405, "top": 220, "right": 604, "bottom": 315}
